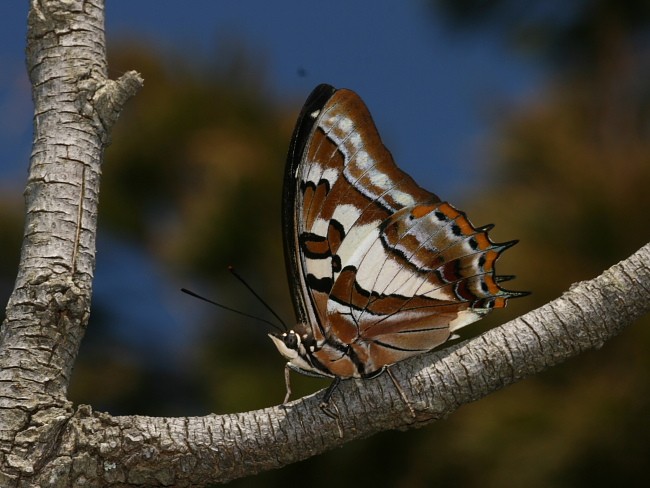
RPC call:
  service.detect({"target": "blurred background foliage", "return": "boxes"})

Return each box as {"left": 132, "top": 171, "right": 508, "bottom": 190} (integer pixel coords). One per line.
{"left": 2, "top": 0, "right": 650, "bottom": 486}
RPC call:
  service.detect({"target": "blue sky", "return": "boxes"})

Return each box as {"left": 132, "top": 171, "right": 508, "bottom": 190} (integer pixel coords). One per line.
{"left": 0, "top": 1, "right": 541, "bottom": 365}
{"left": 1, "top": 1, "right": 540, "bottom": 197}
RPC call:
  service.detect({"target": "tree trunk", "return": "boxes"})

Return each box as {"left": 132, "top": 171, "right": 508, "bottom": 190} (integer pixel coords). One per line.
{"left": 0, "top": 1, "right": 648, "bottom": 487}
{"left": 0, "top": 0, "right": 142, "bottom": 485}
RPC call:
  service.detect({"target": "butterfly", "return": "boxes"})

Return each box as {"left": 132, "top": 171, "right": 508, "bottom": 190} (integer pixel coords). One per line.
{"left": 269, "top": 84, "right": 527, "bottom": 409}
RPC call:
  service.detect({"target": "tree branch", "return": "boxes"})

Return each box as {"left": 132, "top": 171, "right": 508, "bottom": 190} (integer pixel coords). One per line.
{"left": 37, "top": 242, "right": 650, "bottom": 486}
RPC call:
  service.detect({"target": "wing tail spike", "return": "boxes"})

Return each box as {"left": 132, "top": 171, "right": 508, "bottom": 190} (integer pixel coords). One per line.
{"left": 507, "top": 289, "right": 531, "bottom": 299}
{"left": 496, "top": 239, "right": 519, "bottom": 252}
{"left": 476, "top": 223, "right": 495, "bottom": 233}
{"left": 497, "top": 288, "right": 531, "bottom": 300}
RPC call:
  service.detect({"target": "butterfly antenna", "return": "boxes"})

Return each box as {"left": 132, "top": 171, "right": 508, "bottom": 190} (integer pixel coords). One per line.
{"left": 228, "top": 265, "right": 289, "bottom": 331}
{"left": 180, "top": 288, "right": 284, "bottom": 333}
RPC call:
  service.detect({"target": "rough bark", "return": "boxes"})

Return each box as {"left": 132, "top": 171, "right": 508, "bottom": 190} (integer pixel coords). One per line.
{"left": 0, "top": 0, "right": 142, "bottom": 486}
{"left": 1, "top": 1, "right": 648, "bottom": 487}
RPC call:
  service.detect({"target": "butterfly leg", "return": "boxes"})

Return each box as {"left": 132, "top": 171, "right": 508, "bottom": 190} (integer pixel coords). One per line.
{"left": 319, "top": 378, "right": 344, "bottom": 438}
{"left": 318, "top": 377, "right": 343, "bottom": 420}
{"left": 318, "top": 401, "right": 343, "bottom": 438}
{"left": 282, "top": 364, "right": 293, "bottom": 404}
{"left": 319, "top": 377, "right": 341, "bottom": 409}
{"left": 386, "top": 367, "right": 416, "bottom": 418}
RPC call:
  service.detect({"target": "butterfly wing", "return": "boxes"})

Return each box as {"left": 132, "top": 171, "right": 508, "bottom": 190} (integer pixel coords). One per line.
{"left": 283, "top": 85, "right": 436, "bottom": 333}
{"left": 283, "top": 84, "right": 336, "bottom": 332}
{"left": 283, "top": 84, "right": 524, "bottom": 379}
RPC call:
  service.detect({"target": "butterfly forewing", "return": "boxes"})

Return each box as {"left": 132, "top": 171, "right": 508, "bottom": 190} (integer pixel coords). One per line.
{"left": 281, "top": 84, "right": 526, "bottom": 382}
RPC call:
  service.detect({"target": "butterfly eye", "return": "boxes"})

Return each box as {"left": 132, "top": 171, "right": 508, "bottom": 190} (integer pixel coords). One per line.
{"left": 284, "top": 331, "right": 299, "bottom": 350}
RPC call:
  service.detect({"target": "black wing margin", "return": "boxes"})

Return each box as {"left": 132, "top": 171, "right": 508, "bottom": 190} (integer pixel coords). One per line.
{"left": 282, "top": 84, "right": 337, "bottom": 325}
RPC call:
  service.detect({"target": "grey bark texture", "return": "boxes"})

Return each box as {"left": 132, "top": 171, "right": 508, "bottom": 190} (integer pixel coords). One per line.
{"left": 1, "top": 1, "right": 648, "bottom": 487}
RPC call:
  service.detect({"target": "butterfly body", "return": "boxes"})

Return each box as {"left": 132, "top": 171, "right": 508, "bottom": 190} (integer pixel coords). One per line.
{"left": 272, "top": 84, "right": 526, "bottom": 404}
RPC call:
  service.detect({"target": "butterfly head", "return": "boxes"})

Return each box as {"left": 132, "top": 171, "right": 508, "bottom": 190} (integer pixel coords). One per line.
{"left": 268, "top": 330, "right": 326, "bottom": 376}
{"left": 268, "top": 330, "right": 302, "bottom": 359}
